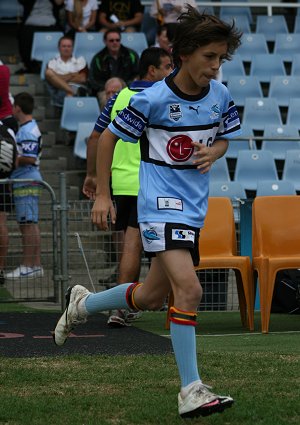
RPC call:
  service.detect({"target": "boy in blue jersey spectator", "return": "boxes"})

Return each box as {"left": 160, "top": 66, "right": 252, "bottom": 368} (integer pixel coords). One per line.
{"left": 54, "top": 7, "right": 242, "bottom": 419}
{"left": 6, "top": 93, "right": 44, "bottom": 280}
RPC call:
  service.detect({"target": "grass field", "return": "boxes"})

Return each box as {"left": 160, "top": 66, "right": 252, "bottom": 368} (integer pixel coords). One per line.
{"left": 0, "top": 297, "right": 299, "bottom": 425}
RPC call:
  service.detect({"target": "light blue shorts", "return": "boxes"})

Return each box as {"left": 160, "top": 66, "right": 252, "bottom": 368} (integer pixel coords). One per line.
{"left": 13, "top": 186, "right": 41, "bottom": 224}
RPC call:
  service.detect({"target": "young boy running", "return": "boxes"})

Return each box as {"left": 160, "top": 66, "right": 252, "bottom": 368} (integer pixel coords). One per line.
{"left": 54, "top": 7, "right": 242, "bottom": 419}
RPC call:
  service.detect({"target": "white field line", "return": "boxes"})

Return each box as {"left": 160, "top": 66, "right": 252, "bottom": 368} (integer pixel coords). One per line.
{"left": 161, "top": 330, "right": 300, "bottom": 338}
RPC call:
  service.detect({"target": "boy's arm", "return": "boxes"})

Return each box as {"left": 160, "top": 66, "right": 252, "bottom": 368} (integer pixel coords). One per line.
{"left": 82, "top": 129, "right": 100, "bottom": 199}
{"left": 17, "top": 156, "right": 37, "bottom": 167}
{"left": 192, "top": 138, "right": 228, "bottom": 174}
{"left": 91, "top": 128, "right": 118, "bottom": 230}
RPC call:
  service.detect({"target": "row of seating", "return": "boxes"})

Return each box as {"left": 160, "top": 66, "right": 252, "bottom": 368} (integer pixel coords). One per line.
{"left": 210, "top": 150, "right": 300, "bottom": 192}
{"left": 166, "top": 195, "right": 300, "bottom": 333}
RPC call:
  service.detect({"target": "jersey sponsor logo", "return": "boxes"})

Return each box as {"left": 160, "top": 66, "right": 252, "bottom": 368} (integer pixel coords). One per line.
{"left": 142, "top": 227, "right": 160, "bottom": 244}
{"left": 169, "top": 104, "right": 182, "bottom": 121}
{"left": 189, "top": 105, "right": 200, "bottom": 115}
{"left": 166, "top": 135, "right": 194, "bottom": 162}
{"left": 210, "top": 103, "right": 221, "bottom": 119}
{"left": 157, "top": 197, "right": 183, "bottom": 211}
{"left": 172, "top": 229, "right": 195, "bottom": 242}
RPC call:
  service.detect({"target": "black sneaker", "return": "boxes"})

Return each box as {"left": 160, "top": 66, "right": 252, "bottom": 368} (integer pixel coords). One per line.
{"left": 0, "top": 270, "right": 5, "bottom": 285}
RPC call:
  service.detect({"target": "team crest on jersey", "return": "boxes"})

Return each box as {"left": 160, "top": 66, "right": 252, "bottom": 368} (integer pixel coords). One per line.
{"left": 210, "top": 103, "right": 221, "bottom": 119}
{"left": 169, "top": 104, "right": 182, "bottom": 121}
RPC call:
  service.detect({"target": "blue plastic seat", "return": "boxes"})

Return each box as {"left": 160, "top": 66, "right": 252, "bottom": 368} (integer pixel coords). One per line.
{"left": 221, "top": 15, "right": 251, "bottom": 33}
{"left": 60, "top": 97, "right": 100, "bottom": 132}
{"left": 255, "top": 15, "right": 288, "bottom": 42}
{"left": 222, "top": 54, "right": 245, "bottom": 83}
{"left": 291, "top": 54, "right": 300, "bottom": 75}
{"left": 286, "top": 98, "right": 300, "bottom": 128}
{"left": 227, "top": 76, "right": 263, "bottom": 107}
{"left": 220, "top": 2, "right": 252, "bottom": 24}
{"left": 294, "top": 14, "right": 300, "bottom": 32}
{"left": 73, "top": 32, "right": 104, "bottom": 62}
{"left": 261, "top": 124, "right": 300, "bottom": 160}
{"left": 209, "top": 155, "right": 230, "bottom": 182}
{"left": 250, "top": 54, "right": 286, "bottom": 84}
{"left": 234, "top": 150, "right": 278, "bottom": 191}
{"left": 242, "top": 97, "right": 283, "bottom": 131}
{"left": 269, "top": 76, "right": 300, "bottom": 107}
{"left": 256, "top": 180, "right": 296, "bottom": 197}
{"left": 209, "top": 181, "right": 246, "bottom": 199}
{"left": 282, "top": 149, "right": 300, "bottom": 191}
{"left": 31, "top": 31, "right": 64, "bottom": 61}
{"left": 73, "top": 122, "right": 95, "bottom": 159}
{"left": 120, "top": 32, "right": 148, "bottom": 56}
{"left": 274, "top": 33, "right": 300, "bottom": 62}
{"left": 0, "top": 0, "right": 23, "bottom": 21}
{"left": 226, "top": 125, "right": 257, "bottom": 160}
{"left": 238, "top": 33, "right": 269, "bottom": 62}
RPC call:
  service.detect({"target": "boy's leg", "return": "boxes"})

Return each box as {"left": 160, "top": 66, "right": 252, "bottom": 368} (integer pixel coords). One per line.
{"left": 54, "top": 257, "right": 171, "bottom": 346}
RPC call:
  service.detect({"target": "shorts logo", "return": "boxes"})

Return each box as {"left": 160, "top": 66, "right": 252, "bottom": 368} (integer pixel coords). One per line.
{"left": 172, "top": 229, "right": 195, "bottom": 242}
{"left": 169, "top": 104, "right": 182, "bottom": 121}
{"left": 166, "top": 135, "right": 194, "bottom": 162}
{"left": 142, "top": 227, "right": 160, "bottom": 244}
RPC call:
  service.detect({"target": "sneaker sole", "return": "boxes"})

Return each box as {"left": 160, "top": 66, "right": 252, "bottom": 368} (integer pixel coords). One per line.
{"left": 53, "top": 286, "right": 73, "bottom": 346}
{"left": 180, "top": 398, "right": 234, "bottom": 418}
{"left": 107, "top": 316, "right": 131, "bottom": 328}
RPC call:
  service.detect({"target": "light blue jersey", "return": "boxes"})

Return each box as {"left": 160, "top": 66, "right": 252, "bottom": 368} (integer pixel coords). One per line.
{"left": 108, "top": 72, "right": 241, "bottom": 228}
{"left": 11, "top": 119, "right": 43, "bottom": 187}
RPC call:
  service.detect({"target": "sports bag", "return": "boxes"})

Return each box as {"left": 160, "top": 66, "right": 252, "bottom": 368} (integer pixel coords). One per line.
{"left": 271, "top": 269, "right": 300, "bottom": 314}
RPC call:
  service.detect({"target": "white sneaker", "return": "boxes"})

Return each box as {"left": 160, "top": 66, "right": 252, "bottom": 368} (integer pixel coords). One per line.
{"left": 107, "top": 310, "right": 130, "bottom": 327}
{"left": 126, "top": 311, "right": 143, "bottom": 322}
{"left": 5, "top": 265, "right": 44, "bottom": 279}
{"left": 54, "top": 285, "right": 90, "bottom": 346}
{"left": 178, "top": 383, "right": 234, "bottom": 418}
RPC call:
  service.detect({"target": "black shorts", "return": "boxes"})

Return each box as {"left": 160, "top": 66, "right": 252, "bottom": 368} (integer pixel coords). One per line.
{"left": 114, "top": 195, "right": 138, "bottom": 231}
{"left": 140, "top": 222, "right": 200, "bottom": 266}
{"left": 0, "top": 183, "right": 13, "bottom": 213}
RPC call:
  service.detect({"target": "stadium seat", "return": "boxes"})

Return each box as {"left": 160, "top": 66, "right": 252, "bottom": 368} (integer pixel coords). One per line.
{"left": 293, "top": 14, "right": 300, "bottom": 32}
{"left": 252, "top": 195, "right": 300, "bottom": 332}
{"left": 73, "top": 122, "right": 95, "bottom": 159}
{"left": 31, "top": 31, "right": 64, "bottom": 61}
{"left": 291, "top": 54, "right": 300, "bottom": 75}
{"left": 141, "top": 8, "right": 158, "bottom": 46}
{"left": 221, "top": 54, "right": 245, "bottom": 83}
{"left": 221, "top": 15, "right": 251, "bottom": 33}
{"left": 220, "top": 2, "right": 252, "bottom": 24}
{"left": 269, "top": 76, "right": 300, "bottom": 107}
{"left": 255, "top": 15, "right": 288, "bottom": 42}
{"left": 261, "top": 124, "right": 300, "bottom": 160}
{"left": 0, "top": 0, "right": 23, "bottom": 21}
{"left": 73, "top": 32, "right": 104, "bottom": 62}
{"left": 286, "top": 98, "right": 300, "bottom": 128}
{"left": 227, "top": 76, "right": 263, "bottom": 107}
{"left": 249, "top": 54, "right": 286, "bottom": 84}
{"left": 226, "top": 124, "right": 256, "bottom": 159}
{"left": 40, "top": 52, "right": 57, "bottom": 80}
{"left": 60, "top": 97, "right": 100, "bottom": 132}
{"left": 234, "top": 150, "right": 278, "bottom": 192}
{"left": 242, "top": 97, "right": 283, "bottom": 131}
{"left": 256, "top": 180, "right": 296, "bottom": 196}
{"left": 166, "top": 197, "right": 255, "bottom": 331}
{"left": 209, "top": 181, "right": 246, "bottom": 199}
{"left": 273, "top": 33, "right": 300, "bottom": 62}
{"left": 282, "top": 150, "right": 300, "bottom": 191}
{"left": 120, "top": 32, "right": 148, "bottom": 56}
{"left": 209, "top": 155, "right": 230, "bottom": 182}
{"left": 238, "top": 33, "right": 269, "bottom": 62}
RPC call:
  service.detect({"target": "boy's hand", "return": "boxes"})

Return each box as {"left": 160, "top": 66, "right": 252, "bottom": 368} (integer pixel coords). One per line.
{"left": 91, "top": 195, "right": 116, "bottom": 231}
{"left": 192, "top": 142, "right": 216, "bottom": 174}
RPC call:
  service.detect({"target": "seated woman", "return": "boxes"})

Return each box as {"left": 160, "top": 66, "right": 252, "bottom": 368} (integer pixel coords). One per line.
{"left": 65, "top": 0, "right": 98, "bottom": 37}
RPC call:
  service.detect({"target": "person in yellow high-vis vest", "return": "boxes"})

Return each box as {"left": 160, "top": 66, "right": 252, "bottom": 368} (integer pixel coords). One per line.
{"left": 83, "top": 47, "right": 173, "bottom": 326}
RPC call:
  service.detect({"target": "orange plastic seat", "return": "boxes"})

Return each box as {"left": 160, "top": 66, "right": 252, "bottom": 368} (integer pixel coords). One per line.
{"left": 165, "top": 197, "right": 254, "bottom": 331}
{"left": 252, "top": 196, "right": 300, "bottom": 333}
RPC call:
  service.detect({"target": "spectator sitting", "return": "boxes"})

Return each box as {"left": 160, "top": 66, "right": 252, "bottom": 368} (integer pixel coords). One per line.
{"left": 88, "top": 29, "right": 139, "bottom": 96}
{"left": 45, "top": 35, "right": 88, "bottom": 107}
{"left": 150, "top": 0, "right": 196, "bottom": 25}
{"left": 98, "top": 0, "right": 144, "bottom": 32}
{"left": 65, "top": 0, "right": 98, "bottom": 38}
{"left": 16, "top": 0, "right": 64, "bottom": 74}
{"left": 98, "top": 77, "right": 126, "bottom": 110}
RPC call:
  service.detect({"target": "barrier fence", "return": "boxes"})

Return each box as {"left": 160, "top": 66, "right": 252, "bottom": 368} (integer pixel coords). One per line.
{"left": 0, "top": 174, "right": 245, "bottom": 312}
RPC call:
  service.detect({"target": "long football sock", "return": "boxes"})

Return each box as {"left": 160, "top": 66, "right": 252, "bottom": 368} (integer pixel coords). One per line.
{"left": 170, "top": 306, "right": 201, "bottom": 388}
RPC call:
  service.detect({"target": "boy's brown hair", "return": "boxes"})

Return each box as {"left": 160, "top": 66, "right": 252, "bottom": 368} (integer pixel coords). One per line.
{"left": 172, "top": 5, "right": 242, "bottom": 67}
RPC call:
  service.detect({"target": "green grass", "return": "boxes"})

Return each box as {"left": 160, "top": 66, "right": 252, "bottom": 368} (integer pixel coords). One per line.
{"left": 0, "top": 306, "right": 299, "bottom": 424}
